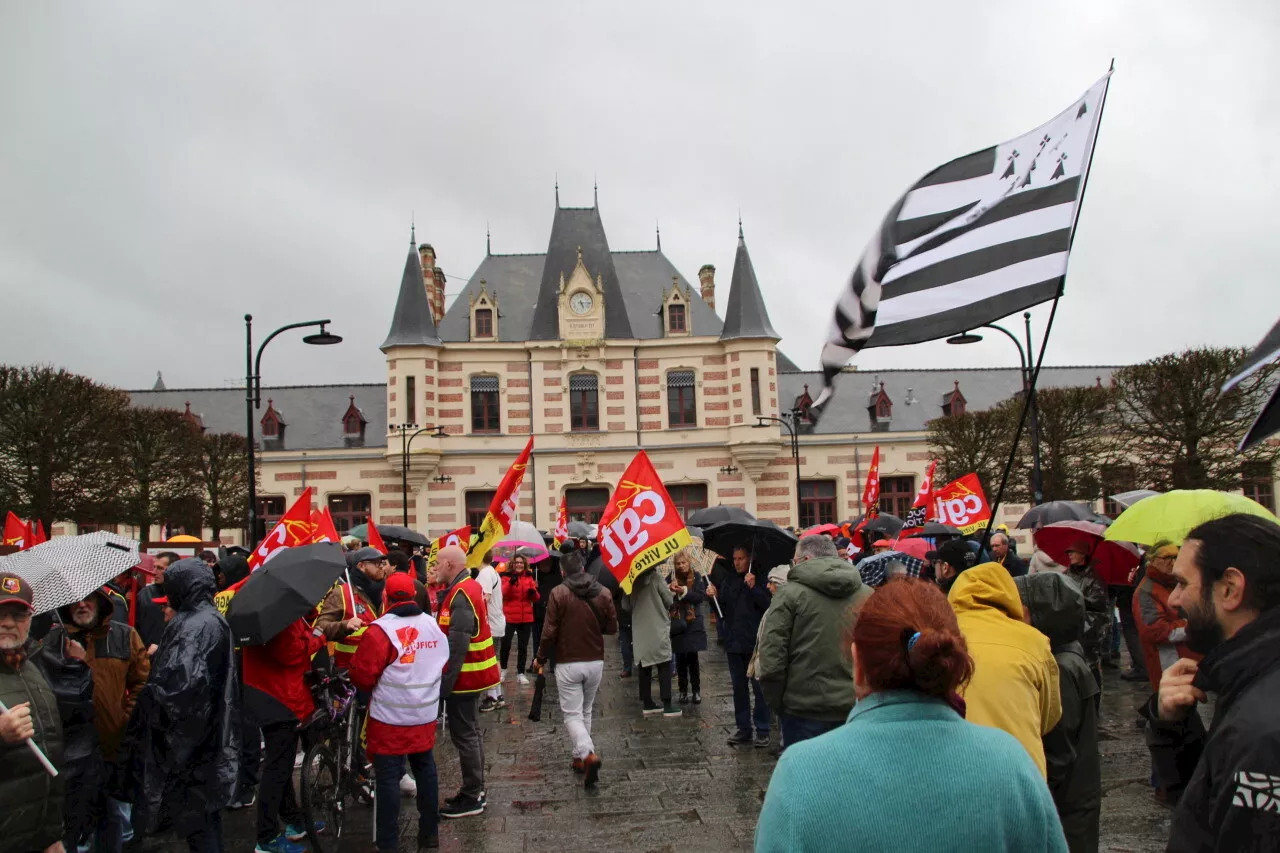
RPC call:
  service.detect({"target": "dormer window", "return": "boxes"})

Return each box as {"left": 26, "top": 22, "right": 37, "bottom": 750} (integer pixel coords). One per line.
{"left": 868, "top": 382, "right": 892, "bottom": 424}
{"left": 470, "top": 281, "right": 498, "bottom": 340}
{"left": 342, "top": 395, "right": 368, "bottom": 438}
{"left": 182, "top": 401, "right": 206, "bottom": 433}
{"left": 662, "top": 276, "right": 692, "bottom": 336}
{"left": 794, "top": 384, "right": 814, "bottom": 424}
{"left": 261, "top": 399, "right": 285, "bottom": 440}
{"left": 942, "top": 381, "right": 967, "bottom": 417}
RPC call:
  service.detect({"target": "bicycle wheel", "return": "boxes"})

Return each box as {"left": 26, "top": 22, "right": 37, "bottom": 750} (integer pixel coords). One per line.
{"left": 299, "top": 741, "right": 344, "bottom": 853}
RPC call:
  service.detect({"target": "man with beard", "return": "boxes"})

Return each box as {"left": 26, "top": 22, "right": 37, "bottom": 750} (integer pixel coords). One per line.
{"left": 44, "top": 589, "right": 150, "bottom": 853}
{"left": 0, "top": 572, "right": 66, "bottom": 853}
{"left": 1148, "top": 513, "right": 1280, "bottom": 851}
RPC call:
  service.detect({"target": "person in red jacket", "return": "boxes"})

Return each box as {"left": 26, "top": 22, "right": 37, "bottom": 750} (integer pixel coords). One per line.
{"left": 349, "top": 572, "right": 450, "bottom": 852}
{"left": 242, "top": 616, "right": 326, "bottom": 853}
{"left": 500, "top": 553, "right": 540, "bottom": 684}
{"left": 1133, "top": 543, "right": 1203, "bottom": 693}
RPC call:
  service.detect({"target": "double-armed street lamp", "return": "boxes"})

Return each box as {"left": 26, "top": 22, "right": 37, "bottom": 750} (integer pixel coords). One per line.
{"left": 388, "top": 423, "right": 448, "bottom": 527}
{"left": 947, "top": 310, "right": 1045, "bottom": 505}
{"left": 753, "top": 408, "right": 804, "bottom": 528}
{"left": 244, "top": 315, "right": 342, "bottom": 545}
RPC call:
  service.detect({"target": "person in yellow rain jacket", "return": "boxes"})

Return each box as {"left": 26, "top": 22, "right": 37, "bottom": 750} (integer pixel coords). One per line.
{"left": 948, "top": 561, "right": 1062, "bottom": 776}
{"left": 316, "top": 547, "right": 393, "bottom": 669}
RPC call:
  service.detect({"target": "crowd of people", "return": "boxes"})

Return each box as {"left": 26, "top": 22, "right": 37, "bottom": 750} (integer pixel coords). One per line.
{"left": 3, "top": 509, "right": 1280, "bottom": 853}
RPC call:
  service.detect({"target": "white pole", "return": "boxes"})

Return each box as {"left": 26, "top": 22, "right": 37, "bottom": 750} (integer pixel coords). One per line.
{"left": 0, "top": 698, "right": 58, "bottom": 776}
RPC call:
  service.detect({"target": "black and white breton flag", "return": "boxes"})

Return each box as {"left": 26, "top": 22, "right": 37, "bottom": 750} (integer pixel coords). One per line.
{"left": 815, "top": 72, "right": 1111, "bottom": 408}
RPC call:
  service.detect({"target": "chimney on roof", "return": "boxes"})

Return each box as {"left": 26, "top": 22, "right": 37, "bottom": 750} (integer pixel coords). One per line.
{"left": 418, "top": 243, "right": 445, "bottom": 325}
{"left": 698, "top": 264, "right": 716, "bottom": 312}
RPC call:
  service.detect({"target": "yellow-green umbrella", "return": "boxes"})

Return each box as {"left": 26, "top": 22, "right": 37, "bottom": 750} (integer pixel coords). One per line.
{"left": 1104, "top": 489, "right": 1279, "bottom": 546}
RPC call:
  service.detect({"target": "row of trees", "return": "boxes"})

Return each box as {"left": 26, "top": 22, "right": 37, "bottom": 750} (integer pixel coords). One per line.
{"left": 927, "top": 347, "right": 1279, "bottom": 504}
{"left": 0, "top": 366, "right": 249, "bottom": 539}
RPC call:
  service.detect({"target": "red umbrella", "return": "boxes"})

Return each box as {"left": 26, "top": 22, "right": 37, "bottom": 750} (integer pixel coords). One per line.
{"left": 889, "top": 538, "right": 932, "bottom": 561}
{"left": 1034, "top": 520, "right": 1140, "bottom": 586}
{"left": 804, "top": 523, "right": 841, "bottom": 537}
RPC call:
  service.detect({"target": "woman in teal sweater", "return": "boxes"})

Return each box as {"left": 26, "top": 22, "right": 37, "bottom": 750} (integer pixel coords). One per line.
{"left": 756, "top": 578, "right": 1068, "bottom": 853}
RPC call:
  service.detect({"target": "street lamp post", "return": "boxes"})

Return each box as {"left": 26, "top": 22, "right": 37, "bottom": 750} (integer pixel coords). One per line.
{"left": 754, "top": 409, "right": 802, "bottom": 527}
{"left": 244, "top": 314, "right": 342, "bottom": 546}
{"left": 389, "top": 423, "right": 447, "bottom": 527}
{"left": 947, "top": 311, "right": 1044, "bottom": 505}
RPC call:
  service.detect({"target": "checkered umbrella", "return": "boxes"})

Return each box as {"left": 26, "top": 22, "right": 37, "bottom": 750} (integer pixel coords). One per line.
{"left": 0, "top": 532, "right": 141, "bottom": 614}
{"left": 856, "top": 550, "right": 927, "bottom": 588}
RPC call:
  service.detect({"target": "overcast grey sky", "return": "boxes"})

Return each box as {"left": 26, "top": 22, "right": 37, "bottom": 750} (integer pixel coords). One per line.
{"left": 2, "top": 2, "right": 1277, "bottom": 391}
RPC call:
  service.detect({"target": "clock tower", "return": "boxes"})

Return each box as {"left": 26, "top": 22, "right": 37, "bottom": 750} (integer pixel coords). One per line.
{"left": 557, "top": 246, "right": 606, "bottom": 343}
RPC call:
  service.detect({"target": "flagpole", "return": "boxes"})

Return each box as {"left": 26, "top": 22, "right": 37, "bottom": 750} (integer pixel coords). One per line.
{"left": 981, "top": 61, "right": 1114, "bottom": 549}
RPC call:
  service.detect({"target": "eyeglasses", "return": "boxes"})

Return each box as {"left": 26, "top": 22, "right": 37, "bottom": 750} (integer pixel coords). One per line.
{"left": 0, "top": 605, "right": 32, "bottom": 623}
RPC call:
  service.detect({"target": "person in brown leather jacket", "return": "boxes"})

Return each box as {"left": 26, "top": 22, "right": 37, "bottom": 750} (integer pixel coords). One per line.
{"left": 534, "top": 549, "right": 618, "bottom": 788}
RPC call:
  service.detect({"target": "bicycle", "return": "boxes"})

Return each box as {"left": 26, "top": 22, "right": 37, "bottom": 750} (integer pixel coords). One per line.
{"left": 298, "top": 670, "right": 371, "bottom": 853}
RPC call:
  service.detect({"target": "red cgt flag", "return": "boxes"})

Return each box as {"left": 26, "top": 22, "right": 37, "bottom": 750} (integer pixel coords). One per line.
{"left": 552, "top": 494, "right": 569, "bottom": 548}
{"left": 599, "top": 450, "right": 692, "bottom": 594}
{"left": 30, "top": 521, "right": 47, "bottom": 546}
{"left": 3, "top": 512, "right": 27, "bottom": 549}
{"left": 365, "top": 517, "right": 389, "bottom": 554}
{"left": 899, "top": 460, "right": 938, "bottom": 537}
{"left": 861, "top": 446, "right": 881, "bottom": 514}
{"left": 931, "top": 473, "right": 993, "bottom": 536}
{"left": 467, "top": 437, "right": 534, "bottom": 568}
{"left": 310, "top": 508, "right": 341, "bottom": 545}
{"left": 426, "top": 525, "right": 472, "bottom": 570}
{"left": 249, "top": 487, "right": 316, "bottom": 569}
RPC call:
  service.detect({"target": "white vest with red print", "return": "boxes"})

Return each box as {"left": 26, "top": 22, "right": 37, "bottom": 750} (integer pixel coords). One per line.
{"left": 368, "top": 611, "right": 449, "bottom": 726}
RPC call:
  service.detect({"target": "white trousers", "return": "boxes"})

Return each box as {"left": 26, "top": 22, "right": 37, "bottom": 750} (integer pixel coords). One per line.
{"left": 555, "top": 659, "right": 604, "bottom": 759}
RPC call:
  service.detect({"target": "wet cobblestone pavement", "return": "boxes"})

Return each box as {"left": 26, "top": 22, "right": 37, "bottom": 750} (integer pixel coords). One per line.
{"left": 150, "top": 646, "right": 1172, "bottom": 852}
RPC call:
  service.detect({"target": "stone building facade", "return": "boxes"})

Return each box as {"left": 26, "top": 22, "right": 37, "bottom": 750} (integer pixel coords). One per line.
{"left": 122, "top": 200, "right": 1160, "bottom": 546}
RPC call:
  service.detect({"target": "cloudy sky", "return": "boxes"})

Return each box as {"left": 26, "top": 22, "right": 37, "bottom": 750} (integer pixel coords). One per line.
{"left": 2, "top": 2, "right": 1276, "bottom": 391}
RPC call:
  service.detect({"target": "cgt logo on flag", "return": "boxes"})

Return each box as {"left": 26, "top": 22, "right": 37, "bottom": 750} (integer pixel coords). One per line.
{"left": 932, "top": 473, "right": 992, "bottom": 535}
{"left": 599, "top": 450, "right": 691, "bottom": 594}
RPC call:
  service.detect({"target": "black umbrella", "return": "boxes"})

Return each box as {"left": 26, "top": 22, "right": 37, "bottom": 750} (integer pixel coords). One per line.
{"left": 852, "top": 513, "right": 906, "bottom": 537}
{"left": 346, "top": 523, "right": 430, "bottom": 547}
{"left": 1016, "top": 501, "right": 1097, "bottom": 530}
{"left": 687, "top": 505, "right": 755, "bottom": 528}
{"left": 227, "top": 543, "right": 348, "bottom": 646}
{"left": 908, "top": 521, "right": 964, "bottom": 538}
{"left": 701, "top": 518, "right": 798, "bottom": 575}
{"left": 527, "top": 671, "right": 547, "bottom": 722}
{"left": 567, "top": 520, "right": 593, "bottom": 539}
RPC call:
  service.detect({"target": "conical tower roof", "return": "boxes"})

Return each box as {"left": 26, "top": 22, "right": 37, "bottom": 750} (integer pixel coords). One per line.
{"left": 719, "top": 225, "right": 780, "bottom": 341}
{"left": 381, "top": 233, "right": 442, "bottom": 350}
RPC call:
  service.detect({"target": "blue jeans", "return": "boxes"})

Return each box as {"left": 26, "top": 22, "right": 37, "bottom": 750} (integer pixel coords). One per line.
{"left": 373, "top": 751, "right": 439, "bottom": 852}
{"left": 89, "top": 795, "right": 131, "bottom": 853}
{"left": 780, "top": 714, "right": 842, "bottom": 750}
{"left": 726, "top": 652, "right": 769, "bottom": 737}
{"left": 618, "top": 622, "right": 634, "bottom": 673}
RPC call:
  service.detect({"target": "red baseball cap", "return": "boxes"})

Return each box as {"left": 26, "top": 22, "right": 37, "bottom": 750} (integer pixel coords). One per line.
{"left": 385, "top": 571, "right": 417, "bottom": 606}
{"left": 0, "top": 572, "right": 34, "bottom": 611}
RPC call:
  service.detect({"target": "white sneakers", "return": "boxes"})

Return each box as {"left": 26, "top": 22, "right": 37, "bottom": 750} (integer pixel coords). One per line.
{"left": 517, "top": 673, "right": 530, "bottom": 685}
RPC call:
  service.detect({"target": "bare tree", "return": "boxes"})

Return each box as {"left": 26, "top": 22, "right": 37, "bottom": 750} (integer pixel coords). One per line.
{"left": 1111, "top": 347, "right": 1279, "bottom": 491}
{"left": 200, "top": 431, "right": 249, "bottom": 541}
{"left": 927, "top": 401, "right": 1025, "bottom": 501}
{"left": 1031, "top": 385, "right": 1118, "bottom": 502}
{"left": 119, "top": 407, "right": 204, "bottom": 539}
{"left": 0, "top": 365, "right": 130, "bottom": 530}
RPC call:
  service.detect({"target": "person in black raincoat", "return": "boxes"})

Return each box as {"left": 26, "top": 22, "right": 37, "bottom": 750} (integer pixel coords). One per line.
{"left": 123, "top": 558, "right": 239, "bottom": 853}
{"left": 1015, "top": 572, "right": 1101, "bottom": 853}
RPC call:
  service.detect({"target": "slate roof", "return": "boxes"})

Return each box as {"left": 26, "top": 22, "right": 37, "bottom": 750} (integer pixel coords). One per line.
{"left": 719, "top": 228, "right": 780, "bottom": 341}
{"left": 436, "top": 206, "right": 725, "bottom": 343}
{"left": 529, "top": 206, "right": 633, "bottom": 340}
{"left": 381, "top": 239, "right": 442, "bottom": 350}
{"left": 777, "top": 366, "right": 1119, "bottom": 435}
{"left": 128, "top": 384, "right": 388, "bottom": 450}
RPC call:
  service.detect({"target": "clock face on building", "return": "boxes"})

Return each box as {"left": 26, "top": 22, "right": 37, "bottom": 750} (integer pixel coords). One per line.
{"left": 570, "top": 292, "right": 594, "bottom": 315}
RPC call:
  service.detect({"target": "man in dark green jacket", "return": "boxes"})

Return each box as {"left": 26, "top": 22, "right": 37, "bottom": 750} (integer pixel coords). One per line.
{"left": 0, "top": 571, "right": 65, "bottom": 853}
{"left": 756, "top": 536, "right": 872, "bottom": 749}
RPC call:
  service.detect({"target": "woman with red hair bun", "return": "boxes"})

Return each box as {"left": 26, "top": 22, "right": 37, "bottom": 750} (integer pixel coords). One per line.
{"left": 755, "top": 578, "right": 1068, "bottom": 853}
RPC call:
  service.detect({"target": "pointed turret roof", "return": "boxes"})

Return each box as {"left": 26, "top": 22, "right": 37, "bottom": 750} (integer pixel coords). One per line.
{"left": 719, "top": 225, "right": 780, "bottom": 341}
{"left": 152, "top": 371, "right": 166, "bottom": 391}
{"left": 381, "top": 232, "right": 442, "bottom": 350}
{"left": 528, "top": 202, "right": 633, "bottom": 340}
